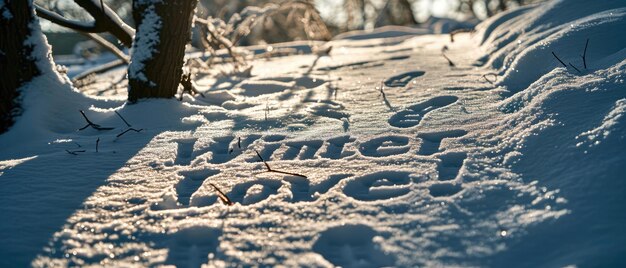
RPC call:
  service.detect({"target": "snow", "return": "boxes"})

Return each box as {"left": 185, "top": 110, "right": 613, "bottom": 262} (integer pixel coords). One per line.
{"left": 1, "top": 0, "right": 626, "bottom": 267}
{"left": 576, "top": 98, "right": 626, "bottom": 147}
{"left": 128, "top": 3, "right": 162, "bottom": 86}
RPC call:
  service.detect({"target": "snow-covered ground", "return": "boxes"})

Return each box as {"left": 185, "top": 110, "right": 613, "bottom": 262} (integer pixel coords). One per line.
{"left": 1, "top": 0, "right": 625, "bottom": 267}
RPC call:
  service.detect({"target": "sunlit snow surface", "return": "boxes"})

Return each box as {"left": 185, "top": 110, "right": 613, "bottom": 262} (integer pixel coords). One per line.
{"left": 1, "top": 0, "right": 625, "bottom": 267}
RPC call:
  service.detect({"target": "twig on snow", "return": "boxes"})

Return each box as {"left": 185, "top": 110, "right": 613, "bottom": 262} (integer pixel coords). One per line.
{"left": 66, "top": 149, "right": 86, "bottom": 155}
{"left": 580, "top": 38, "right": 589, "bottom": 70}
{"left": 116, "top": 128, "right": 143, "bottom": 138}
{"left": 78, "top": 110, "right": 114, "bottom": 131}
{"left": 449, "top": 28, "right": 474, "bottom": 43}
{"left": 96, "top": 137, "right": 100, "bottom": 152}
{"left": 568, "top": 62, "right": 582, "bottom": 73}
{"left": 254, "top": 149, "right": 307, "bottom": 178}
{"left": 209, "top": 183, "right": 234, "bottom": 206}
{"left": 114, "top": 111, "right": 131, "bottom": 127}
{"left": 551, "top": 51, "right": 567, "bottom": 67}
{"left": 379, "top": 80, "right": 393, "bottom": 110}
{"left": 481, "top": 73, "right": 498, "bottom": 84}
{"left": 442, "top": 53, "right": 456, "bottom": 67}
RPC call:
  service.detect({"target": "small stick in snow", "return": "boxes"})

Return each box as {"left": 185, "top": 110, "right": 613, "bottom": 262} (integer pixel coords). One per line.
{"left": 551, "top": 51, "right": 567, "bottom": 67}
{"left": 179, "top": 73, "right": 205, "bottom": 100}
{"left": 116, "top": 128, "right": 143, "bottom": 138}
{"left": 66, "top": 149, "right": 86, "bottom": 155}
{"left": 568, "top": 62, "right": 582, "bottom": 73}
{"left": 580, "top": 38, "right": 589, "bottom": 70}
{"left": 449, "top": 28, "right": 474, "bottom": 43}
{"left": 209, "top": 183, "right": 233, "bottom": 206}
{"left": 379, "top": 81, "right": 386, "bottom": 98}
{"left": 114, "top": 111, "right": 132, "bottom": 127}
{"left": 254, "top": 149, "right": 307, "bottom": 178}
{"left": 442, "top": 53, "right": 456, "bottom": 67}
{"left": 74, "top": 142, "right": 82, "bottom": 148}
{"left": 254, "top": 149, "right": 272, "bottom": 171}
{"left": 96, "top": 138, "right": 100, "bottom": 152}
{"left": 78, "top": 110, "right": 114, "bottom": 131}
{"left": 379, "top": 81, "right": 393, "bottom": 110}
{"left": 481, "top": 73, "right": 498, "bottom": 84}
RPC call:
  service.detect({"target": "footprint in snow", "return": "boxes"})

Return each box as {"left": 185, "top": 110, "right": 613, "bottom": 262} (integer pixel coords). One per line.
{"left": 236, "top": 76, "right": 327, "bottom": 97}
{"left": 172, "top": 138, "right": 198, "bottom": 166}
{"left": 388, "top": 95, "right": 458, "bottom": 128}
{"left": 175, "top": 169, "right": 220, "bottom": 207}
{"left": 279, "top": 140, "right": 324, "bottom": 160}
{"left": 417, "top": 129, "right": 467, "bottom": 155}
{"left": 428, "top": 182, "right": 463, "bottom": 197}
{"left": 437, "top": 151, "right": 466, "bottom": 181}
{"left": 342, "top": 171, "right": 413, "bottom": 201}
{"left": 226, "top": 179, "right": 283, "bottom": 205}
{"left": 307, "top": 102, "right": 350, "bottom": 121}
{"left": 313, "top": 224, "right": 395, "bottom": 267}
{"left": 384, "top": 71, "right": 425, "bottom": 87}
{"left": 145, "top": 225, "right": 221, "bottom": 268}
{"left": 358, "top": 135, "right": 410, "bottom": 157}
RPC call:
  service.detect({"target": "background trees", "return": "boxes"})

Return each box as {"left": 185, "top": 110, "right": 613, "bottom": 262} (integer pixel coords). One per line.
{"left": 1, "top": 0, "right": 545, "bottom": 133}
{"left": 34, "top": 0, "right": 200, "bottom": 102}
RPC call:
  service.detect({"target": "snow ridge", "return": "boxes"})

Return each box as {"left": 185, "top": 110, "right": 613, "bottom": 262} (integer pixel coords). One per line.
{"left": 577, "top": 98, "right": 626, "bottom": 147}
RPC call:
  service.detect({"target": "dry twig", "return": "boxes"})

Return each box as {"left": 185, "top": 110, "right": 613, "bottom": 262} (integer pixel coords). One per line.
{"left": 580, "top": 38, "right": 589, "bottom": 70}
{"left": 209, "top": 183, "right": 234, "bottom": 206}
{"left": 254, "top": 149, "right": 307, "bottom": 178}
{"left": 551, "top": 51, "right": 567, "bottom": 67}
{"left": 482, "top": 73, "right": 498, "bottom": 84}
{"left": 116, "top": 128, "right": 143, "bottom": 138}
{"left": 442, "top": 53, "right": 455, "bottom": 67}
{"left": 66, "top": 149, "right": 86, "bottom": 155}
{"left": 78, "top": 110, "right": 114, "bottom": 131}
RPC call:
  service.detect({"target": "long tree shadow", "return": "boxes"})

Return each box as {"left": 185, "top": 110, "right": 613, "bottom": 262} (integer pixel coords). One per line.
{"left": 0, "top": 100, "right": 200, "bottom": 267}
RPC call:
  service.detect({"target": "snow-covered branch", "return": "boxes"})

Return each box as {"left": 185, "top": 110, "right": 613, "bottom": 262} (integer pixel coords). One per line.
{"left": 33, "top": 4, "right": 98, "bottom": 33}
{"left": 35, "top": 0, "right": 135, "bottom": 47}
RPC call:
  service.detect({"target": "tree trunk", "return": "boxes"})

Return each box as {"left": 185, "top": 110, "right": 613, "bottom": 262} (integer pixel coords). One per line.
{"left": 0, "top": 0, "right": 43, "bottom": 132}
{"left": 127, "top": 0, "right": 198, "bottom": 102}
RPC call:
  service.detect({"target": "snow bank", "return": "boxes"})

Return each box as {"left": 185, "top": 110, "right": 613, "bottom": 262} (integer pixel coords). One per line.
{"left": 472, "top": 0, "right": 626, "bottom": 266}
{"left": 475, "top": 0, "right": 626, "bottom": 93}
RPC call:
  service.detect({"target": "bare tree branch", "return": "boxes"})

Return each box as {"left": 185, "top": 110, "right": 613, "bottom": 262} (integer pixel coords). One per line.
{"left": 35, "top": 1, "right": 135, "bottom": 48}
{"left": 72, "top": 59, "right": 126, "bottom": 83}
{"left": 74, "top": 0, "right": 134, "bottom": 47}
{"left": 79, "top": 32, "right": 129, "bottom": 64}
{"left": 34, "top": 4, "right": 99, "bottom": 32}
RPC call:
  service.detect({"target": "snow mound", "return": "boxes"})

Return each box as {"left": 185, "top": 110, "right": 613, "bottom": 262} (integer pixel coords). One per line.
{"left": 475, "top": 0, "right": 626, "bottom": 93}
